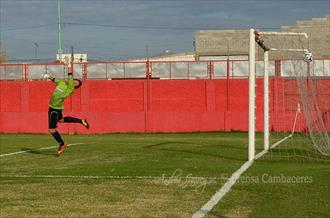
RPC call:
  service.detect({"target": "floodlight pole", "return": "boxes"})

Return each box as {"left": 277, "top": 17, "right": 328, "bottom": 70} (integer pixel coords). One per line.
{"left": 248, "top": 29, "right": 256, "bottom": 161}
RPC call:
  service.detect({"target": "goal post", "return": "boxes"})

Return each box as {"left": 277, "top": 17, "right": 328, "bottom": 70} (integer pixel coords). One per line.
{"left": 248, "top": 29, "right": 256, "bottom": 161}
{"left": 263, "top": 50, "right": 270, "bottom": 152}
{"left": 248, "top": 28, "right": 330, "bottom": 161}
{"left": 249, "top": 28, "right": 308, "bottom": 161}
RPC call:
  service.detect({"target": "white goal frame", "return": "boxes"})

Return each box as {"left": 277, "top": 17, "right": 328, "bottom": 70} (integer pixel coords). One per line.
{"left": 248, "top": 29, "right": 309, "bottom": 161}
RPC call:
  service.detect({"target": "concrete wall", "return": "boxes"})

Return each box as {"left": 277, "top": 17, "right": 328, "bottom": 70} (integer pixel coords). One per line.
{"left": 1, "top": 79, "right": 329, "bottom": 134}
{"left": 195, "top": 30, "right": 249, "bottom": 57}
{"left": 281, "top": 16, "right": 330, "bottom": 58}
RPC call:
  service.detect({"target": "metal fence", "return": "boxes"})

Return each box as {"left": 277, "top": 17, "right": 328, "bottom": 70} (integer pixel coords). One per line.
{"left": 0, "top": 59, "right": 329, "bottom": 80}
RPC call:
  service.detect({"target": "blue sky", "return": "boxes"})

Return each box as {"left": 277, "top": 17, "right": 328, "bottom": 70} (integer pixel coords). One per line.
{"left": 0, "top": 0, "right": 329, "bottom": 61}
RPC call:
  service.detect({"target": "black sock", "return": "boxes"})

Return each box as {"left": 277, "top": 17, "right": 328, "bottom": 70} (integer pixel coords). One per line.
{"left": 52, "top": 131, "right": 64, "bottom": 146}
{"left": 64, "top": 116, "right": 82, "bottom": 124}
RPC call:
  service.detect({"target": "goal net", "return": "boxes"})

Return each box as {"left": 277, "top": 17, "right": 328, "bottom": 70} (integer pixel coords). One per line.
{"left": 249, "top": 29, "right": 330, "bottom": 162}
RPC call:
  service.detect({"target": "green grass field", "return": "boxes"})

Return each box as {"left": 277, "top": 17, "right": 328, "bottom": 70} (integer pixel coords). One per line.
{"left": 0, "top": 133, "right": 329, "bottom": 217}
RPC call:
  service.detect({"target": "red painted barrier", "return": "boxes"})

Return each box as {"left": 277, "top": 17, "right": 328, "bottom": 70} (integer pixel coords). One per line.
{"left": 0, "top": 79, "right": 329, "bottom": 134}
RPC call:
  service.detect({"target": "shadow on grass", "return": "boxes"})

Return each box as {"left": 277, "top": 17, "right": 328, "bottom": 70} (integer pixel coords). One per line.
{"left": 145, "top": 141, "right": 246, "bottom": 151}
{"left": 21, "top": 148, "right": 59, "bottom": 157}
{"left": 193, "top": 210, "right": 227, "bottom": 218}
{"left": 208, "top": 211, "right": 228, "bottom": 218}
{"left": 144, "top": 142, "right": 245, "bottom": 162}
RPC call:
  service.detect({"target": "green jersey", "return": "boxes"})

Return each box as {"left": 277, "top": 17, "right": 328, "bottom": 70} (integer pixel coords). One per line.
{"left": 49, "top": 75, "right": 74, "bottom": 110}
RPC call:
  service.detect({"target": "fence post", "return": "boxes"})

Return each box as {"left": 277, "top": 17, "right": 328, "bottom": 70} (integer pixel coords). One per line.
{"left": 226, "top": 58, "right": 230, "bottom": 112}
{"left": 208, "top": 61, "right": 214, "bottom": 79}
{"left": 145, "top": 60, "right": 151, "bottom": 132}
{"left": 275, "top": 60, "right": 281, "bottom": 77}
{"left": 83, "top": 63, "right": 87, "bottom": 80}
{"left": 188, "top": 62, "right": 190, "bottom": 79}
{"left": 24, "top": 64, "right": 28, "bottom": 81}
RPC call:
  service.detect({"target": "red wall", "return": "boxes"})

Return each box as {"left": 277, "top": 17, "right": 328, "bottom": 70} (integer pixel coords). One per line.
{"left": 0, "top": 79, "right": 329, "bottom": 134}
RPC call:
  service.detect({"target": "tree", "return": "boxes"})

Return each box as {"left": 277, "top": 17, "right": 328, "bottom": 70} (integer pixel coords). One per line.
{"left": 0, "top": 50, "right": 8, "bottom": 63}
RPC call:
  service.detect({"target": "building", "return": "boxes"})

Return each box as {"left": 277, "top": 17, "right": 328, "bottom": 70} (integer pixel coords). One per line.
{"left": 195, "top": 16, "right": 329, "bottom": 60}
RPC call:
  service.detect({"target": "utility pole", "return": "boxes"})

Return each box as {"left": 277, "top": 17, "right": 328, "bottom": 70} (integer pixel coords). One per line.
{"left": 34, "top": 42, "right": 39, "bottom": 59}
{"left": 57, "top": 0, "right": 63, "bottom": 61}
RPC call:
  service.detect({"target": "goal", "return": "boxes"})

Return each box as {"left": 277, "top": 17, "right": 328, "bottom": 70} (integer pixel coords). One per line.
{"left": 248, "top": 29, "right": 330, "bottom": 161}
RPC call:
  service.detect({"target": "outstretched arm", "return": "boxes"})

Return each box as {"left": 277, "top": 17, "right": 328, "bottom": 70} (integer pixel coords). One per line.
{"left": 49, "top": 76, "right": 56, "bottom": 82}
{"left": 41, "top": 73, "right": 60, "bottom": 84}
{"left": 67, "top": 71, "right": 74, "bottom": 90}
{"left": 48, "top": 75, "right": 60, "bottom": 84}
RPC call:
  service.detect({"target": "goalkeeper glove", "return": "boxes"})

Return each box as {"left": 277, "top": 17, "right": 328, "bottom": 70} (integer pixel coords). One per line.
{"left": 40, "top": 73, "right": 50, "bottom": 80}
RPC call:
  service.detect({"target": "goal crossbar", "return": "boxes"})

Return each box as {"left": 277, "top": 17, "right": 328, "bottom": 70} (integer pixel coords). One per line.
{"left": 270, "top": 48, "right": 309, "bottom": 52}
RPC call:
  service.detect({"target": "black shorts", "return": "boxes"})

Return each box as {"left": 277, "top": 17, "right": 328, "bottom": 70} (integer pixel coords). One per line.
{"left": 48, "top": 107, "right": 63, "bottom": 129}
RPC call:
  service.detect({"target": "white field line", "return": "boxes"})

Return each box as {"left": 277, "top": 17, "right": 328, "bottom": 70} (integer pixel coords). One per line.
{"left": 192, "top": 160, "right": 253, "bottom": 218}
{"left": 271, "top": 134, "right": 293, "bottom": 149}
{"left": 0, "top": 143, "right": 84, "bottom": 158}
{"left": 0, "top": 174, "right": 227, "bottom": 181}
{"left": 192, "top": 146, "right": 278, "bottom": 218}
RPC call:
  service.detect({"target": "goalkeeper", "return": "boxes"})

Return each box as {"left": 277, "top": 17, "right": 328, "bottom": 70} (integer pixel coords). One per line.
{"left": 42, "top": 71, "right": 89, "bottom": 154}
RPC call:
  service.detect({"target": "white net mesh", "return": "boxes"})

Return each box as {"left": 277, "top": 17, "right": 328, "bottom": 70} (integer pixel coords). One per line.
{"left": 255, "top": 32, "right": 330, "bottom": 161}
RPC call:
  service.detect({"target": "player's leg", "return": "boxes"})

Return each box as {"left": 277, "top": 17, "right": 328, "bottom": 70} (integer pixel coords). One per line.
{"left": 48, "top": 108, "right": 67, "bottom": 153}
{"left": 61, "top": 116, "right": 89, "bottom": 129}
{"left": 49, "top": 128, "right": 67, "bottom": 154}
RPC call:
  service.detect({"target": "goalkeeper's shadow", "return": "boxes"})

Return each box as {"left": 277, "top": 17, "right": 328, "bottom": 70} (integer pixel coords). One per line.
{"left": 21, "top": 148, "right": 59, "bottom": 157}
{"left": 144, "top": 142, "right": 245, "bottom": 161}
